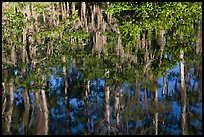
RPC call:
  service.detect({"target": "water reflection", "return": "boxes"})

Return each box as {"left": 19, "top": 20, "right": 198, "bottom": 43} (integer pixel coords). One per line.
{"left": 2, "top": 2, "right": 202, "bottom": 135}
{"left": 2, "top": 53, "right": 202, "bottom": 135}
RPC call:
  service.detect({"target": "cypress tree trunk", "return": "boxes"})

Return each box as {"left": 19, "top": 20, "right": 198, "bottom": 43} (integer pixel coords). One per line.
{"left": 107, "top": 3, "right": 112, "bottom": 24}
{"left": 91, "top": 4, "right": 96, "bottom": 31}
{"left": 162, "top": 76, "right": 167, "bottom": 96}
{"left": 30, "top": 3, "right": 37, "bottom": 59}
{"left": 154, "top": 88, "right": 159, "bottom": 135}
{"left": 85, "top": 80, "right": 91, "bottom": 133}
{"left": 81, "top": 2, "right": 86, "bottom": 26}
{"left": 62, "top": 55, "right": 68, "bottom": 104}
{"left": 21, "top": 89, "right": 31, "bottom": 134}
{"left": 114, "top": 89, "right": 120, "bottom": 131}
{"left": 195, "top": 22, "right": 202, "bottom": 54}
{"left": 34, "top": 90, "right": 48, "bottom": 135}
{"left": 102, "top": 18, "right": 108, "bottom": 56}
{"left": 180, "top": 49, "right": 188, "bottom": 135}
{"left": 95, "top": 31, "right": 103, "bottom": 57}
{"left": 159, "top": 29, "right": 166, "bottom": 64}
{"left": 2, "top": 81, "right": 7, "bottom": 116}
{"left": 41, "top": 87, "right": 49, "bottom": 135}
{"left": 136, "top": 33, "right": 141, "bottom": 63}
{"left": 22, "top": 4, "right": 30, "bottom": 64}
{"left": 71, "top": 2, "right": 75, "bottom": 15}
{"left": 116, "top": 35, "right": 124, "bottom": 56}
{"left": 66, "top": 2, "right": 70, "bottom": 16}
{"left": 105, "top": 86, "right": 110, "bottom": 134}
{"left": 135, "top": 80, "right": 141, "bottom": 124}
{"left": 5, "top": 82, "right": 14, "bottom": 135}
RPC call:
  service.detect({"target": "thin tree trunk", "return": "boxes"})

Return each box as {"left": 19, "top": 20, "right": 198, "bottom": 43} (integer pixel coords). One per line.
{"left": 41, "top": 88, "right": 49, "bottom": 135}
{"left": 71, "top": 2, "right": 75, "bottom": 15}
{"left": 105, "top": 85, "right": 110, "bottom": 134}
{"left": 162, "top": 76, "right": 167, "bottom": 96}
{"left": 101, "top": 18, "right": 108, "bottom": 55}
{"left": 5, "top": 82, "right": 14, "bottom": 135}
{"left": 114, "top": 89, "right": 120, "bottom": 131}
{"left": 2, "top": 81, "right": 7, "bottom": 116}
{"left": 135, "top": 81, "right": 141, "bottom": 125}
{"left": 116, "top": 35, "right": 124, "bottom": 56}
{"left": 22, "top": 28, "right": 27, "bottom": 63}
{"left": 95, "top": 31, "right": 103, "bottom": 57}
{"left": 107, "top": 3, "right": 112, "bottom": 24}
{"left": 195, "top": 22, "right": 202, "bottom": 54}
{"left": 154, "top": 88, "right": 158, "bottom": 135}
{"left": 97, "top": 5, "right": 102, "bottom": 30}
{"left": 159, "top": 29, "right": 165, "bottom": 64}
{"left": 62, "top": 55, "right": 68, "bottom": 99}
{"left": 34, "top": 90, "right": 48, "bottom": 135}
{"left": 180, "top": 49, "right": 188, "bottom": 135}
{"left": 11, "top": 41, "right": 16, "bottom": 65}
{"left": 81, "top": 2, "right": 86, "bottom": 26}
{"left": 21, "top": 89, "right": 31, "bottom": 134}
{"left": 91, "top": 4, "right": 96, "bottom": 31}
{"left": 30, "top": 3, "right": 37, "bottom": 59}
{"left": 66, "top": 2, "right": 70, "bottom": 16}
{"left": 144, "top": 87, "right": 147, "bottom": 112}
{"left": 198, "top": 68, "right": 202, "bottom": 102}
{"left": 85, "top": 80, "right": 91, "bottom": 133}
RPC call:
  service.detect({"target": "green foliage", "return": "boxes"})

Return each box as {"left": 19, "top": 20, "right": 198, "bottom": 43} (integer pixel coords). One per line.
{"left": 105, "top": 2, "right": 202, "bottom": 76}
{"left": 2, "top": 4, "right": 25, "bottom": 47}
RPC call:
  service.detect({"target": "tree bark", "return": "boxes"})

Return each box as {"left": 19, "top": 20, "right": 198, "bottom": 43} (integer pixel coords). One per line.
{"left": 71, "top": 2, "right": 75, "bottom": 15}
{"left": 159, "top": 29, "right": 165, "bottom": 64}
{"left": 34, "top": 90, "right": 48, "bottom": 135}
{"left": 11, "top": 41, "right": 16, "bottom": 65}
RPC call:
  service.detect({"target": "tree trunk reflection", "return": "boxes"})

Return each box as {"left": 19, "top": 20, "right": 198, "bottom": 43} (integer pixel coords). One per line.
{"left": 105, "top": 85, "right": 110, "bottom": 134}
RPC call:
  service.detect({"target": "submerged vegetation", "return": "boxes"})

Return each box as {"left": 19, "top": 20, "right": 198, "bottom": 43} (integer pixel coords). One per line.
{"left": 2, "top": 2, "right": 202, "bottom": 135}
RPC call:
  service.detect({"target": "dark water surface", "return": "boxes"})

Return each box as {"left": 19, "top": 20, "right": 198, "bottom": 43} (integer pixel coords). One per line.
{"left": 2, "top": 55, "right": 202, "bottom": 135}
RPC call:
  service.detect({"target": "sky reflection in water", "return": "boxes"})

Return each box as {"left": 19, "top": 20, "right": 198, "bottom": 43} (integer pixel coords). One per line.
{"left": 2, "top": 61, "right": 202, "bottom": 135}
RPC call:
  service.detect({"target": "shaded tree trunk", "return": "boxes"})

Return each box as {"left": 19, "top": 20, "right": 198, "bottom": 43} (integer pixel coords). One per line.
{"left": 33, "top": 90, "right": 48, "bottom": 135}
{"left": 114, "top": 89, "right": 120, "bottom": 133}
{"left": 21, "top": 89, "right": 31, "bottom": 134}
{"left": 154, "top": 88, "right": 159, "bottom": 135}
{"left": 4, "top": 82, "right": 14, "bottom": 135}
{"left": 162, "top": 76, "right": 167, "bottom": 96}
{"left": 85, "top": 80, "right": 91, "bottom": 133}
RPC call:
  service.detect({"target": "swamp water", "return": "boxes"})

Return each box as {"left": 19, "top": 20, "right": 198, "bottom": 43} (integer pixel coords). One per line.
{"left": 2, "top": 50, "right": 202, "bottom": 135}
{"left": 2, "top": 2, "right": 202, "bottom": 135}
